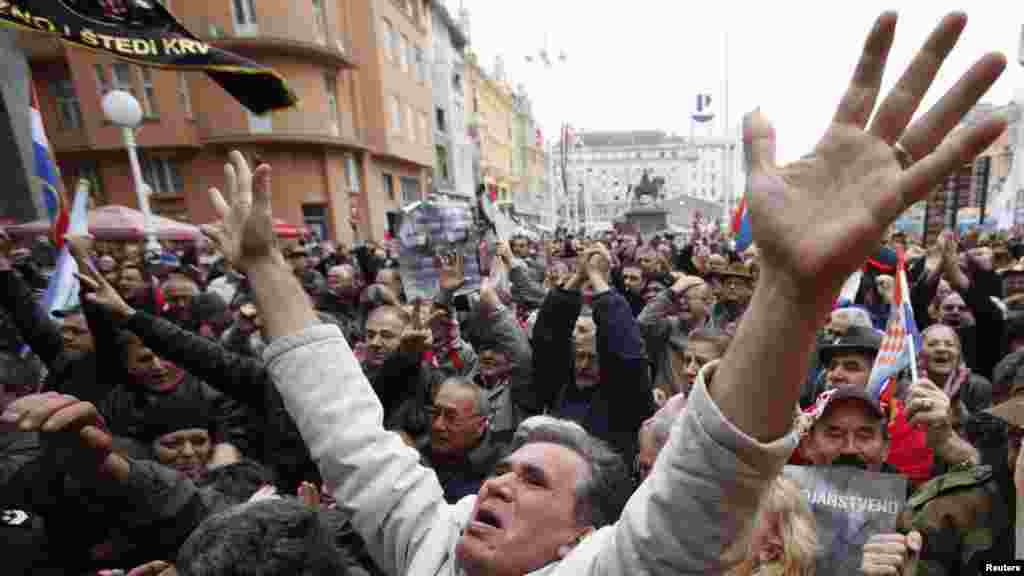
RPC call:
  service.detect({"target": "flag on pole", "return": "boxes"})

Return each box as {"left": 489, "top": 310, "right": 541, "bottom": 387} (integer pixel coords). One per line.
{"left": 866, "top": 250, "right": 921, "bottom": 405}
{"left": 30, "top": 87, "right": 66, "bottom": 222}
{"left": 43, "top": 179, "right": 90, "bottom": 318}
{"left": 836, "top": 270, "right": 864, "bottom": 308}
{"left": 732, "top": 196, "right": 752, "bottom": 252}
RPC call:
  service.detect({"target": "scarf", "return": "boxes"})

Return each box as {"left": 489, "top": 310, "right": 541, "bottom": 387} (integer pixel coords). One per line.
{"left": 430, "top": 316, "right": 465, "bottom": 372}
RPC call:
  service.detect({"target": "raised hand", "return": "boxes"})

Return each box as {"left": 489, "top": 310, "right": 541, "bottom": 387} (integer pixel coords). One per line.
{"left": 670, "top": 274, "right": 705, "bottom": 297}
{"left": 860, "top": 532, "right": 921, "bottom": 575}
{"left": 400, "top": 299, "right": 433, "bottom": 357}
{"left": 905, "top": 379, "right": 951, "bottom": 430}
{"left": 438, "top": 252, "right": 465, "bottom": 293}
{"left": 298, "top": 481, "right": 322, "bottom": 511}
{"left": 1, "top": 392, "right": 115, "bottom": 474}
{"left": 747, "top": 12, "right": 1006, "bottom": 316}
{"left": 66, "top": 235, "right": 135, "bottom": 323}
{"left": 201, "top": 151, "right": 278, "bottom": 273}
{"left": 126, "top": 560, "right": 176, "bottom": 576}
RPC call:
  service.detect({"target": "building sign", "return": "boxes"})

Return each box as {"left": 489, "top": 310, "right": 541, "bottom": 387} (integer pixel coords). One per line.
{"left": 0, "top": 0, "right": 296, "bottom": 114}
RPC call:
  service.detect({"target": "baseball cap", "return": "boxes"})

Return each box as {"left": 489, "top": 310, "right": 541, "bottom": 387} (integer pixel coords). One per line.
{"left": 802, "top": 385, "right": 886, "bottom": 430}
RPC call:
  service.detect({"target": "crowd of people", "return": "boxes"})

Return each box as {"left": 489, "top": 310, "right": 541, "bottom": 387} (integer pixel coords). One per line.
{"left": 0, "top": 10, "right": 1022, "bottom": 576}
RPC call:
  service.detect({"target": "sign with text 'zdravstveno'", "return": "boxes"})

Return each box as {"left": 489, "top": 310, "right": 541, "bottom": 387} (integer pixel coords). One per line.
{"left": 0, "top": 0, "right": 297, "bottom": 114}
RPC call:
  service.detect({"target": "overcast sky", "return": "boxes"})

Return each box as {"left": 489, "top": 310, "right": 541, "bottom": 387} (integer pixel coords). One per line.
{"left": 452, "top": 1, "right": 1024, "bottom": 164}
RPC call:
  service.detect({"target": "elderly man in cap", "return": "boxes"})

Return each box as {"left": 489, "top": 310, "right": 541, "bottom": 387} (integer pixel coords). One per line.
{"left": 797, "top": 386, "right": 896, "bottom": 473}
{"left": 803, "top": 320, "right": 878, "bottom": 407}
{"left": 709, "top": 262, "right": 755, "bottom": 329}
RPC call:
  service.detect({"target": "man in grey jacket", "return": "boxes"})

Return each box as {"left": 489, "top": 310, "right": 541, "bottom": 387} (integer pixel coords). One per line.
{"left": 190, "top": 12, "right": 1004, "bottom": 572}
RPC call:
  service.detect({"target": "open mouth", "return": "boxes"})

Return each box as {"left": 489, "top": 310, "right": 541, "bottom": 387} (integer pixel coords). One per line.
{"left": 474, "top": 509, "right": 503, "bottom": 530}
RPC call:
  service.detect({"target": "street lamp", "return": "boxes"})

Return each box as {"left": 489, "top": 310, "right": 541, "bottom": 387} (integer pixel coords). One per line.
{"left": 101, "top": 90, "right": 161, "bottom": 258}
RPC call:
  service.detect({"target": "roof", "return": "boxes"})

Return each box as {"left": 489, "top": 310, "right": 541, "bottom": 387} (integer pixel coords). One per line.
{"left": 578, "top": 130, "right": 681, "bottom": 148}
{"left": 432, "top": 0, "right": 468, "bottom": 50}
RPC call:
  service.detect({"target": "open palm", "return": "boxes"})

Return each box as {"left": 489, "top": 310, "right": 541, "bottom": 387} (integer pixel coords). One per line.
{"left": 202, "top": 151, "right": 278, "bottom": 272}
{"left": 747, "top": 12, "right": 1006, "bottom": 310}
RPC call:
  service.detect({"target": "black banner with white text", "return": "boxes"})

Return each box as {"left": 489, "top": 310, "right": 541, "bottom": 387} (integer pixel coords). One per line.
{"left": 0, "top": 0, "right": 297, "bottom": 114}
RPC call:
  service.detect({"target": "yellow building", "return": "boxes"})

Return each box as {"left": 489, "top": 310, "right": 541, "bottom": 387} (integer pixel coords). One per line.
{"left": 465, "top": 52, "right": 514, "bottom": 204}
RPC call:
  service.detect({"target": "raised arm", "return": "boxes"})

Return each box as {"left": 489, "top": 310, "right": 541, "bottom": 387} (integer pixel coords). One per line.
{"left": 586, "top": 12, "right": 1008, "bottom": 574}
{"left": 582, "top": 245, "right": 655, "bottom": 458}
{"left": 199, "top": 152, "right": 455, "bottom": 576}
{"left": 0, "top": 233, "right": 65, "bottom": 367}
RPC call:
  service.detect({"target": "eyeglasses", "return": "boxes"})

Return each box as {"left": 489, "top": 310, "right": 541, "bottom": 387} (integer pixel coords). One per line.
{"left": 427, "top": 405, "right": 479, "bottom": 426}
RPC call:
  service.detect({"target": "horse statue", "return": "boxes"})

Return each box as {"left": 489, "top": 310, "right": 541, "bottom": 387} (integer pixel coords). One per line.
{"left": 631, "top": 171, "right": 665, "bottom": 205}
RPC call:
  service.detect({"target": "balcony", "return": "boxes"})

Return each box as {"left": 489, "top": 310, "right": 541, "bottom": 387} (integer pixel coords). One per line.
{"left": 195, "top": 110, "right": 368, "bottom": 150}
{"left": 183, "top": 14, "right": 357, "bottom": 69}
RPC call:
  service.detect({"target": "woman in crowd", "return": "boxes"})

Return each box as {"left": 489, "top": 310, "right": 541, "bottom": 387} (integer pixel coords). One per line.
{"left": 726, "top": 475, "right": 818, "bottom": 576}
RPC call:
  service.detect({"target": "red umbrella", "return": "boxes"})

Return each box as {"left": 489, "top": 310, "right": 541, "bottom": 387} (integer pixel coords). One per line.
{"left": 200, "top": 218, "right": 304, "bottom": 240}
{"left": 273, "top": 218, "right": 304, "bottom": 239}
{"left": 5, "top": 205, "right": 199, "bottom": 242}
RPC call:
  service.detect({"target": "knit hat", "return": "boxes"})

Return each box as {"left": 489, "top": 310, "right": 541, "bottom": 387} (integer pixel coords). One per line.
{"left": 137, "top": 395, "right": 215, "bottom": 443}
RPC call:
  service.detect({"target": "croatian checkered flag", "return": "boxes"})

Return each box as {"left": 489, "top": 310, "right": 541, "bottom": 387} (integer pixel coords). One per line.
{"left": 866, "top": 249, "right": 921, "bottom": 405}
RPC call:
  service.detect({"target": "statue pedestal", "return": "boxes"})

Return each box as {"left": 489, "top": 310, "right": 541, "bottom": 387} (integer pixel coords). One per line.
{"left": 622, "top": 205, "right": 668, "bottom": 236}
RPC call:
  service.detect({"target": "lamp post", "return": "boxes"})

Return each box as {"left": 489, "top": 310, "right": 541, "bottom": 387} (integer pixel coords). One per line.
{"left": 101, "top": 90, "right": 161, "bottom": 258}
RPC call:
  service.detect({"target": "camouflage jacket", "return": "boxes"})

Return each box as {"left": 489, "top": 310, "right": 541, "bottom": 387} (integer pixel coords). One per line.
{"left": 896, "top": 465, "right": 1009, "bottom": 576}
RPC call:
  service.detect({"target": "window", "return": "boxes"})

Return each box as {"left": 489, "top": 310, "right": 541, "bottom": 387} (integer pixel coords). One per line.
{"left": 398, "top": 34, "right": 409, "bottom": 72}
{"left": 176, "top": 72, "right": 193, "bottom": 119}
{"left": 74, "top": 161, "right": 104, "bottom": 204}
{"left": 111, "top": 62, "right": 135, "bottom": 95}
{"left": 324, "top": 73, "right": 339, "bottom": 133}
{"left": 382, "top": 172, "right": 394, "bottom": 199}
{"left": 312, "top": 0, "right": 327, "bottom": 43}
{"left": 302, "top": 204, "right": 328, "bottom": 241}
{"left": 435, "top": 107, "right": 446, "bottom": 133}
{"left": 138, "top": 66, "right": 158, "bottom": 118}
{"left": 345, "top": 155, "right": 361, "bottom": 193}
{"left": 139, "top": 154, "right": 183, "bottom": 195}
{"left": 400, "top": 176, "right": 419, "bottom": 204}
{"left": 414, "top": 46, "right": 425, "bottom": 83}
{"left": 51, "top": 67, "right": 83, "bottom": 132}
{"left": 93, "top": 65, "right": 108, "bottom": 97}
{"left": 390, "top": 96, "right": 401, "bottom": 135}
{"left": 248, "top": 111, "right": 272, "bottom": 133}
{"left": 233, "top": 0, "right": 257, "bottom": 30}
{"left": 435, "top": 145, "right": 450, "bottom": 183}
{"left": 381, "top": 19, "right": 394, "bottom": 62}
{"left": 407, "top": 104, "right": 415, "bottom": 142}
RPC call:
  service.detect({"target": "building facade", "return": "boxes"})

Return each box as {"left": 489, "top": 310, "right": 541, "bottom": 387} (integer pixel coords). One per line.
{"left": 921, "top": 99, "right": 1023, "bottom": 242}
{"left": 25, "top": 0, "right": 435, "bottom": 244}
{"left": 429, "top": 1, "right": 472, "bottom": 201}
{"left": 511, "top": 90, "right": 550, "bottom": 228}
{"left": 465, "top": 52, "right": 514, "bottom": 205}
{"left": 562, "top": 130, "right": 733, "bottom": 232}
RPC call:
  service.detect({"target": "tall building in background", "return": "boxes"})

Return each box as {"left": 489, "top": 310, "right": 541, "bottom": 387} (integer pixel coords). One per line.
{"left": 921, "top": 99, "right": 1023, "bottom": 242}
{"left": 465, "top": 52, "right": 514, "bottom": 206}
{"left": 511, "top": 88, "right": 550, "bottom": 228}
{"left": 24, "top": 0, "right": 436, "bottom": 244}
{"left": 566, "top": 130, "right": 731, "bottom": 232}
{"left": 430, "top": 0, "right": 472, "bottom": 201}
